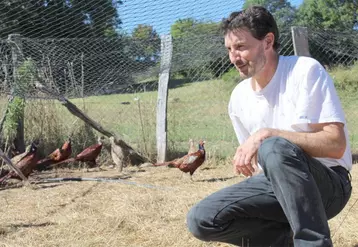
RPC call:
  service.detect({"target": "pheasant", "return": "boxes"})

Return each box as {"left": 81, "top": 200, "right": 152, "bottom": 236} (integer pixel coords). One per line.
{"left": 11, "top": 144, "right": 33, "bottom": 165}
{"left": 51, "top": 137, "right": 103, "bottom": 170}
{"left": 48, "top": 138, "right": 72, "bottom": 162}
{"left": 0, "top": 142, "right": 39, "bottom": 184}
{"left": 154, "top": 140, "right": 206, "bottom": 180}
{"left": 109, "top": 136, "right": 125, "bottom": 172}
{"left": 36, "top": 138, "right": 72, "bottom": 170}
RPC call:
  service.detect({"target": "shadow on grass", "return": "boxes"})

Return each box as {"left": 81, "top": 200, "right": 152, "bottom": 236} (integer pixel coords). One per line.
{"left": 128, "top": 169, "right": 146, "bottom": 173}
{"left": 0, "top": 182, "right": 61, "bottom": 191}
{"left": 200, "top": 167, "right": 216, "bottom": 171}
{"left": 0, "top": 222, "right": 56, "bottom": 236}
{"left": 33, "top": 183, "right": 65, "bottom": 190}
{"left": 41, "top": 183, "right": 100, "bottom": 217}
{"left": 8, "top": 222, "right": 56, "bottom": 229}
{"left": 352, "top": 153, "right": 358, "bottom": 164}
{"left": 196, "top": 176, "right": 236, "bottom": 183}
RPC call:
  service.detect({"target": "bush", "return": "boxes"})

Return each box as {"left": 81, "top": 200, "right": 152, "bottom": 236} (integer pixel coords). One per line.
{"left": 221, "top": 67, "right": 241, "bottom": 83}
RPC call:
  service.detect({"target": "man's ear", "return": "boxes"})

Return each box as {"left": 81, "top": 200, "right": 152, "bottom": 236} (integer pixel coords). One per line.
{"left": 264, "top": 33, "right": 275, "bottom": 50}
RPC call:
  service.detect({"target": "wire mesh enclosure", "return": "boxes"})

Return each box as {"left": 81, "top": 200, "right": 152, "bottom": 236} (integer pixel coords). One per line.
{"left": 0, "top": 0, "right": 356, "bottom": 161}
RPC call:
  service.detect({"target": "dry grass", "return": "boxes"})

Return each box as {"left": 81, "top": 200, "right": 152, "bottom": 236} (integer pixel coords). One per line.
{"left": 0, "top": 160, "right": 357, "bottom": 247}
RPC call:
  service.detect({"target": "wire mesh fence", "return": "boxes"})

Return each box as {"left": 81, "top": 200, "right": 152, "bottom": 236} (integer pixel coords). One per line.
{"left": 308, "top": 29, "right": 358, "bottom": 68}
{"left": 0, "top": 0, "right": 357, "bottom": 162}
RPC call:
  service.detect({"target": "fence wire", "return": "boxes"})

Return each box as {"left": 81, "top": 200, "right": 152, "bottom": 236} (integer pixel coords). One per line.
{"left": 0, "top": 7, "right": 356, "bottom": 161}
{"left": 308, "top": 29, "right": 358, "bottom": 67}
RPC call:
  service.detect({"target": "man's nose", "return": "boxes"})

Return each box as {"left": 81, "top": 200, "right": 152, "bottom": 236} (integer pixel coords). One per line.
{"left": 230, "top": 50, "right": 241, "bottom": 63}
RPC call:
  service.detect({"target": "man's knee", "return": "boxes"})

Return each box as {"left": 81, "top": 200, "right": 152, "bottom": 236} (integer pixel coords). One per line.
{"left": 186, "top": 203, "right": 213, "bottom": 241}
{"left": 258, "top": 136, "right": 302, "bottom": 172}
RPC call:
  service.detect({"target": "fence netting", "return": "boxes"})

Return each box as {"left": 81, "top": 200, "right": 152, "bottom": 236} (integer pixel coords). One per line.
{"left": 0, "top": 0, "right": 357, "bottom": 161}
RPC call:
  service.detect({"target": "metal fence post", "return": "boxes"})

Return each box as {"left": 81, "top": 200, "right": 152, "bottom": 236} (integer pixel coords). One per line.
{"left": 156, "top": 34, "right": 173, "bottom": 163}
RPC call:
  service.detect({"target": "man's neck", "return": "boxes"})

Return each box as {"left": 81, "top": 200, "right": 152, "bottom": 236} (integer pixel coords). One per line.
{"left": 252, "top": 53, "right": 279, "bottom": 91}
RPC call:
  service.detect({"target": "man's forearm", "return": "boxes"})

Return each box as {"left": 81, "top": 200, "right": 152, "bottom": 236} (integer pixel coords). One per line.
{"left": 262, "top": 127, "right": 346, "bottom": 159}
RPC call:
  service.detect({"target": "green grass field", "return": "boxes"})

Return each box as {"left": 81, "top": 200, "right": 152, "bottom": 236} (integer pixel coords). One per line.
{"left": 332, "top": 63, "right": 358, "bottom": 154}
{"left": 339, "top": 92, "right": 358, "bottom": 153}
{"left": 69, "top": 77, "right": 358, "bottom": 159}
{"left": 11, "top": 63, "right": 357, "bottom": 161}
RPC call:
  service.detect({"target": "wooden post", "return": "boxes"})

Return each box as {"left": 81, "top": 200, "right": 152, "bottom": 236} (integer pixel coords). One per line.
{"left": 8, "top": 34, "right": 25, "bottom": 153}
{"left": 9, "top": 34, "right": 23, "bottom": 83}
{"left": 156, "top": 35, "right": 173, "bottom": 163}
{"left": 2, "top": 54, "right": 9, "bottom": 92}
{"left": 291, "top": 26, "right": 311, "bottom": 57}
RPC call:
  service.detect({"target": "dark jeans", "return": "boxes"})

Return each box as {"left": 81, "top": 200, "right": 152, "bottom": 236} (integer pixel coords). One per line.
{"left": 187, "top": 137, "right": 352, "bottom": 247}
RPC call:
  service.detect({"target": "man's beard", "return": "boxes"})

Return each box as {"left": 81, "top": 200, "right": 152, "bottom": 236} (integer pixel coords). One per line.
{"left": 236, "top": 48, "right": 266, "bottom": 79}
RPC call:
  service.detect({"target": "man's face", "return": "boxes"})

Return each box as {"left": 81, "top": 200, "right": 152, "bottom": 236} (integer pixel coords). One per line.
{"left": 224, "top": 29, "right": 267, "bottom": 79}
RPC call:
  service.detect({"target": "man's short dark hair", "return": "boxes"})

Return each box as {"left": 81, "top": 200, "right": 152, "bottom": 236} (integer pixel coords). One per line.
{"left": 221, "top": 6, "right": 280, "bottom": 51}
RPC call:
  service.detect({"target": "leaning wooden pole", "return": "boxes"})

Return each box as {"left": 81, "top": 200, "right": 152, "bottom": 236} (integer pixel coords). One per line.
{"left": 35, "top": 81, "right": 114, "bottom": 137}
{"left": 0, "top": 148, "right": 27, "bottom": 182}
{"left": 34, "top": 76, "right": 148, "bottom": 167}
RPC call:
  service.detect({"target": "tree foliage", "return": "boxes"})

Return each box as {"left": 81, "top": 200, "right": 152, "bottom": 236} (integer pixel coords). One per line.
{"left": 170, "top": 18, "right": 220, "bottom": 39}
{"left": 170, "top": 18, "right": 226, "bottom": 80}
{"left": 296, "top": 0, "right": 357, "bottom": 31}
{"left": 0, "top": 1, "right": 136, "bottom": 97}
{"left": 0, "top": 0, "right": 122, "bottom": 38}
{"left": 131, "top": 24, "right": 160, "bottom": 63}
{"left": 243, "top": 0, "right": 297, "bottom": 31}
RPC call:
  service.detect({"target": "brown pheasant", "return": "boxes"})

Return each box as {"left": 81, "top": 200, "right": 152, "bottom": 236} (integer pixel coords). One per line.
{"left": 48, "top": 138, "right": 72, "bottom": 162}
{"left": 0, "top": 142, "right": 39, "bottom": 184}
{"left": 10, "top": 144, "right": 33, "bottom": 165}
{"left": 52, "top": 137, "right": 103, "bottom": 170}
{"left": 36, "top": 138, "right": 72, "bottom": 170}
{"left": 154, "top": 140, "right": 206, "bottom": 180}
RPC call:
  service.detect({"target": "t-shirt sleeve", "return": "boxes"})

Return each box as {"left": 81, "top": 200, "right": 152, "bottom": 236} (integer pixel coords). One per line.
{"left": 291, "top": 60, "right": 346, "bottom": 132}
{"left": 228, "top": 99, "right": 250, "bottom": 145}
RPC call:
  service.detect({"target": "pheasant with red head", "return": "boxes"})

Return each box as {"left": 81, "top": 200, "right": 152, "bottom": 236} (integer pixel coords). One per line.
{"left": 51, "top": 137, "right": 103, "bottom": 170}
{"left": 36, "top": 138, "right": 72, "bottom": 170}
{"left": 154, "top": 140, "right": 206, "bottom": 180}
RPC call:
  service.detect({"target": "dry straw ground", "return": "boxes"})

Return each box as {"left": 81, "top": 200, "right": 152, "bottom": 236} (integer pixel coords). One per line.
{"left": 0, "top": 159, "right": 357, "bottom": 247}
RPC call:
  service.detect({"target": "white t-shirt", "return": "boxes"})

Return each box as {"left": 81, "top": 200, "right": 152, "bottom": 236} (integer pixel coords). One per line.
{"left": 228, "top": 55, "right": 352, "bottom": 171}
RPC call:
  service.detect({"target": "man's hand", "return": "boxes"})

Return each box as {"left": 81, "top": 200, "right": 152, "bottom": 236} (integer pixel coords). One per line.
{"left": 233, "top": 128, "right": 270, "bottom": 177}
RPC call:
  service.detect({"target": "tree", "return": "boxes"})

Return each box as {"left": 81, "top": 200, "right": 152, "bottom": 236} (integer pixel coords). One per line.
{"left": 0, "top": 1, "right": 136, "bottom": 100}
{"left": 171, "top": 19, "right": 196, "bottom": 39}
{"left": 131, "top": 24, "right": 160, "bottom": 63}
{"left": 170, "top": 18, "right": 219, "bottom": 39}
{"left": 170, "top": 19, "right": 225, "bottom": 80}
{"left": 243, "top": 0, "right": 297, "bottom": 31}
{"left": 296, "top": 0, "right": 357, "bottom": 31}
{"left": 71, "top": 0, "right": 122, "bottom": 38}
{"left": 295, "top": 0, "right": 358, "bottom": 67}
{"left": 0, "top": 0, "right": 122, "bottom": 38}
